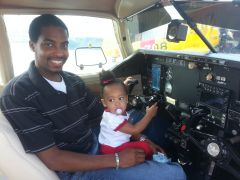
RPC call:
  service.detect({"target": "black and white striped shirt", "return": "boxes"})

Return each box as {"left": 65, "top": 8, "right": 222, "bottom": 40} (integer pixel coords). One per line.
{"left": 0, "top": 61, "right": 104, "bottom": 153}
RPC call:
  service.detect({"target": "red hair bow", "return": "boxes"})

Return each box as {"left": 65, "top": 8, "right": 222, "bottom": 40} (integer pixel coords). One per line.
{"left": 102, "top": 79, "right": 112, "bottom": 85}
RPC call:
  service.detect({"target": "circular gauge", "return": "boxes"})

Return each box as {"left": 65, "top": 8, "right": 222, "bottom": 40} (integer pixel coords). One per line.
{"left": 165, "top": 81, "right": 172, "bottom": 94}
{"left": 207, "top": 142, "right": 220, "bottom": 157}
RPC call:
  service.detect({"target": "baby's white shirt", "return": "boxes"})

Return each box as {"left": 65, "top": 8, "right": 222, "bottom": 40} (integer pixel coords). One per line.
{"left": 98, "top": 111, "right": 131, "bottom": 147}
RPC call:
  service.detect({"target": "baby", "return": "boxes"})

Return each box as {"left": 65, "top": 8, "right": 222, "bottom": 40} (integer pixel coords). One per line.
{"left": 98, "top": 70, "right": 158, "bottom": 159}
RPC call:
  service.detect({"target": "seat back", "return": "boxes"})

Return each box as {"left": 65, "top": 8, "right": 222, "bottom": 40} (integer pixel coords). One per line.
{"left": 0, "top": 111, "right": 59, "bottom": 180}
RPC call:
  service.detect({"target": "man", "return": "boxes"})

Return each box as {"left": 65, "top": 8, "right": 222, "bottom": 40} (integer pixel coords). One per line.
{"left": 0, "top": 14, "right": 186, "bottom": 179}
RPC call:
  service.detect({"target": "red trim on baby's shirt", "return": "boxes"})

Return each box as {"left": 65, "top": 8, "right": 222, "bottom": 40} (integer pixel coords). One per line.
{"left": 114, "top": 119, "right": 128, "bottom": 131}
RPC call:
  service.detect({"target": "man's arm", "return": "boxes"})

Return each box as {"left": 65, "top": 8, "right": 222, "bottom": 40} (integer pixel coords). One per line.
{"left": 36, "top": 146, "right": 146, "bottom": 171}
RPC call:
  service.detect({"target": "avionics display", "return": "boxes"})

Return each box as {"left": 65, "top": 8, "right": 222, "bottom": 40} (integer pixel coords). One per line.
{"left": 200, "top": 92, "right": 227, "bottom": 110}
{"left": 151, "top": 64, "right": 161, "bottom": 91}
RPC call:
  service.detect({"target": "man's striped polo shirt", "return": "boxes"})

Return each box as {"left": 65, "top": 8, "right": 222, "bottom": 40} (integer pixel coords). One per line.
{"left": 0, "top": 61, "right": 104, "bottom": 153}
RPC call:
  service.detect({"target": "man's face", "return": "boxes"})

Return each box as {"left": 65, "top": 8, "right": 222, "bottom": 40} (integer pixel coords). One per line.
{"left": 30, "top": 26, "right": 69, "bottom": 80}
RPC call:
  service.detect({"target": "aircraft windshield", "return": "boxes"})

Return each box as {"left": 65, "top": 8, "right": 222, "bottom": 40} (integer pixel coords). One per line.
{"left": 124, "top": 1, "right": 240, "bottom": 55}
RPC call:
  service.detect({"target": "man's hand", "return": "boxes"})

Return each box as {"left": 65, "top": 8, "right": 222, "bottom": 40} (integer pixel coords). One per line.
{"left": 123, "top": 76, "right": 135, "bottom": 85}
{"left": 118, "top": 148, "right": 145, "bottom": 168}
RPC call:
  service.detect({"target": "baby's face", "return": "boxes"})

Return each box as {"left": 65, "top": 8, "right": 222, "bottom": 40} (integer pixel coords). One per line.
{"left": 101, "top": 84, "right": 128, "bottom": 115}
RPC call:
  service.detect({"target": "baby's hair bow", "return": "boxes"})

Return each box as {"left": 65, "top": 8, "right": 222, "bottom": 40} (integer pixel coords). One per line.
{"left": 102, "top": 79, "right": 112, "bottom": 85}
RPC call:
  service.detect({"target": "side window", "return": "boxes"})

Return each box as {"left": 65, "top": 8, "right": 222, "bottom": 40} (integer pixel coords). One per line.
{"left": 4, "top": 15, "right": 123, "bottom": 76}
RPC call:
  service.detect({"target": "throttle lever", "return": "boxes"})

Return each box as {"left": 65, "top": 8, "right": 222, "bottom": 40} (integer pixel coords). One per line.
{"left": 190, "top": 105, "right": 210, "bottom": 117}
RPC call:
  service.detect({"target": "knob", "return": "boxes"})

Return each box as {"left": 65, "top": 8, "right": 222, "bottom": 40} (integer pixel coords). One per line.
{"left": 188, "top": 62, "right": 197, "bottom": 69}
{"left": 206, "top": 73, "right": 214, "bottom": 81}
{"left": 196, "top": 124, "right": 203, "bottom": 130}
{"left": 207, "top": 142, "right": 220, "bottom": 157}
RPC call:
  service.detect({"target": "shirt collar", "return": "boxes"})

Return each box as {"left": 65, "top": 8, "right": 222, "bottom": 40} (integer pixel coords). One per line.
{"left": 28, "top": 61, "right": 69, "bottom": 96}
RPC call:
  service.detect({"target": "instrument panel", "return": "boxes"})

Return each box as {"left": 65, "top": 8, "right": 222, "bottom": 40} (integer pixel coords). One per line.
{"left": 142, "top": 54, "right": 240, "bottom": 134}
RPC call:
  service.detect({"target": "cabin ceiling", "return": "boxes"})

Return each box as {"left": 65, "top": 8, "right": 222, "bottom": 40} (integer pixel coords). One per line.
{"left": 0, "top": 0, "right": 159, "bottom": 19}
{"left": 0, "top": 0, "right": 117, "bottom": 14}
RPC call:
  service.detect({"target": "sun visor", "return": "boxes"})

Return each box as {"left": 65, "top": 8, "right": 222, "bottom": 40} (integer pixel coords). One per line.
{"left": 182, "top": 2, "right": 240, "bottom": 30}
{"left": 116, "top": 0, "right": 159, "bottom": 19}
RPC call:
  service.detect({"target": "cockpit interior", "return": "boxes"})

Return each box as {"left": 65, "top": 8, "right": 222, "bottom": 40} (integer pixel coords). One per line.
{"left": 112, "top": 49, "right": 240, "bottom": 180}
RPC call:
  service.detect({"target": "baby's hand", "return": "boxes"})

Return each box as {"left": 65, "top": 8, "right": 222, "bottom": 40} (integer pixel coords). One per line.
{"left": 146, "top": 102, "right": 158, "bottom": 119}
